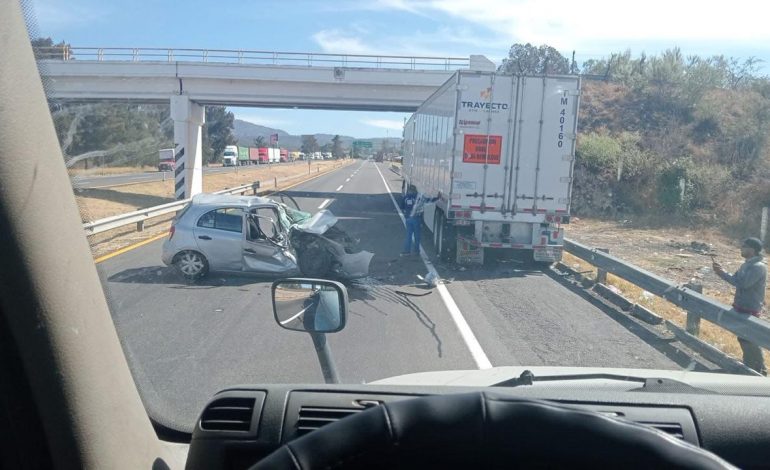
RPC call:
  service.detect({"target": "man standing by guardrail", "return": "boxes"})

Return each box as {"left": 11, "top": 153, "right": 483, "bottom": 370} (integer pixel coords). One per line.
{"left": 713, "top": 237, "right": 767, "bottom": 375}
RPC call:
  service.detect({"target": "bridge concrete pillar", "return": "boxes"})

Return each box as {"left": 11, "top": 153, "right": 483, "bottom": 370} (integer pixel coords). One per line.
{"left": 170, "top": 95, "right": 205, "bottom": 199}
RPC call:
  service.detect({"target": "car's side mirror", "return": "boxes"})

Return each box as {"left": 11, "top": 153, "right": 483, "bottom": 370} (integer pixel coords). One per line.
{"left": 272, "top": 279, "right": 348, "bottom": 333}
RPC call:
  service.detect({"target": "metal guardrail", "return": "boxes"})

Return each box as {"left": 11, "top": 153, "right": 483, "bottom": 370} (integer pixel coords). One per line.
{"left": 33, "top": 46, "right": 470, "bottom": 71}
{"left": 82, "top": 181, "right": 260, "bottom": 235}
{"left": 564, "top": 238, "right": 770, "bottom": 353}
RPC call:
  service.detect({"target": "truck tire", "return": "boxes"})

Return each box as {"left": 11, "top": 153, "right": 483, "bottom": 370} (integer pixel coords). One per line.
{"left": 435, "top": 212, "right": 456, "bottom": 263}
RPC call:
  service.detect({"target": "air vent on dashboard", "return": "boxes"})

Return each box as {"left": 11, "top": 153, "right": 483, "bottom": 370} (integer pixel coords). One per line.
{"left": 200, "top": 397, "right": 256, "bottom": 432}
{"left": 296, "top": 406, "right": 362, "bottom": 436}
{"left": 643, "top": 422, "right": 685, "bottom": 440}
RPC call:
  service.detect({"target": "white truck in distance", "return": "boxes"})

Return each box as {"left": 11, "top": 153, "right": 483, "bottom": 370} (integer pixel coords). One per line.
{"left": 222, "top": 145, "right": 238, "bottom": 166}
{"left": 268, "top": 148, "right": 281, "bottom": 163}
{"left": 401, "top": 71, "right": 581, "bottom": 263}
{"left": 158, "top": 148, "right": 175, "bottom": 172}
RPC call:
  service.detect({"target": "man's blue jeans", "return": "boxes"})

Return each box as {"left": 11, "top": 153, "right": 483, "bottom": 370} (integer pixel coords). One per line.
{"left": 403, "top": 217, "right": 421, "bottom": 253}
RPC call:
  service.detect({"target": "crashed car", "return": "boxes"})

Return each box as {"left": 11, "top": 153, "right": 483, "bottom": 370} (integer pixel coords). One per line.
{"left": 161, "top": 193, "right": 373, "bottom": 280}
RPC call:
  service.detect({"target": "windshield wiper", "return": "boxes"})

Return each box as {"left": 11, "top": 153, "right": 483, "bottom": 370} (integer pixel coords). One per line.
{"left": 492, "top": 370, "right": 714, "bottom": 394}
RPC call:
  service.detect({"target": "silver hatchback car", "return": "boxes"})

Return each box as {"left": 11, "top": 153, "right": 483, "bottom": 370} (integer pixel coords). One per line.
{"left": 162, "top": 193, "right": 372, "bottom": 280}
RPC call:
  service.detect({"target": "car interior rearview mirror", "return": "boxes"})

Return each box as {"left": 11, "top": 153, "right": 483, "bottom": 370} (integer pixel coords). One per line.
{"left": 272, "top": 279, "right": 348, "bottom": 333}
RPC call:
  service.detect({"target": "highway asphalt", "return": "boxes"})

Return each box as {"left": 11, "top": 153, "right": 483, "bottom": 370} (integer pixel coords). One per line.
{"left": 96, "top": 161, "right": 714, "bottom": 431}
{"left": 72, "top": 163, "right": 278, "bottom": 189}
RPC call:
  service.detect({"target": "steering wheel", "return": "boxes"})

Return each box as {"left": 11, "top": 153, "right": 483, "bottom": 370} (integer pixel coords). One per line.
{"left": 252, "top": 392, "right": 734, "bottom": 469}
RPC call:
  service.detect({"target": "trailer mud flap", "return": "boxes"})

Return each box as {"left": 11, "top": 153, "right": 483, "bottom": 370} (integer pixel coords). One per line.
{"left": 456, "top": 238, "right": 484, "bottom": 265}
{"left": 533, "top": 245, "right": 563, "bottom": 262}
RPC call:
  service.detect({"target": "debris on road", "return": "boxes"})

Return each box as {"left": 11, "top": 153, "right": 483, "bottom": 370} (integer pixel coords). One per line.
{"left": 417, "top": 272, "right": 439, "bottom": 288}
{"left": 395, "top": 289, "right": 433, "bottom": 297}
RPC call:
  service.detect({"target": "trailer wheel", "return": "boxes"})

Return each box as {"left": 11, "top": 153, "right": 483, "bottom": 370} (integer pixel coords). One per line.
{"left": 435, "top": 212, "right": 456, "bottom": 262}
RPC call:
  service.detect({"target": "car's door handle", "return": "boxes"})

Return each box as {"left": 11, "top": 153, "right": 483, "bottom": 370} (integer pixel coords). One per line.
{"left": 244, "top": 248, "right": 256, "bottom": 254}
{"left": 198, "top": 235, "right": 212, "bottom": 240}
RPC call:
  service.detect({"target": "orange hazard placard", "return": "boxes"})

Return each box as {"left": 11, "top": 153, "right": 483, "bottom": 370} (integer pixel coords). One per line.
{"left": 463, "top": 134, "right": 502, "bottom": 164}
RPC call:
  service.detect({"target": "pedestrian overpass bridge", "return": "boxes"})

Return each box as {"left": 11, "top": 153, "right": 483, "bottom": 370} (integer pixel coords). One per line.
{"left": 36, "top": 46, "right": 496, "bottom": 198}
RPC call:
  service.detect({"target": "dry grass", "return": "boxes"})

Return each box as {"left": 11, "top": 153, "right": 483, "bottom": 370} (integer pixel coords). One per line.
{"left": 567, "top": 216, "right": 770, "bottom": 326}
{"left": 562, "top": 251, "right": 770, "bottom": 367}
{"left": 76, "top": 160, "right": 350, "bottom": 221}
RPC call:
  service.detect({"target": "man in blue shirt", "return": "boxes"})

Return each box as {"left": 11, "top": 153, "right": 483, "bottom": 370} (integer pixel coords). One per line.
{"left": 713, "top": 237, "right": 767, "bottom": 375}
{"left": 400, "top": 185, "right": 438, "bottom": 256}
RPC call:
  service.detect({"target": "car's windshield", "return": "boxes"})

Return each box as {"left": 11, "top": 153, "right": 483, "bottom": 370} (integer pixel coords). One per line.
{"left": 30, "top": 0, "right": 770, "bottom": 430}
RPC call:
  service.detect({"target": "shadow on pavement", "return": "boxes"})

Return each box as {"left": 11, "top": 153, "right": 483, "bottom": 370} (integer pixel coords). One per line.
{"left": 346, "top": 277, "right": 444, "bottom": 358}
{"left": 106, "top": 266, "right": 278, "bottom": 288}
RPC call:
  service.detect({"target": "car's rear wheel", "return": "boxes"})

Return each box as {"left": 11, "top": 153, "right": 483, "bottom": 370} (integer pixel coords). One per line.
{"left": 174, "top": 250, "right": 209, "bottom": 280}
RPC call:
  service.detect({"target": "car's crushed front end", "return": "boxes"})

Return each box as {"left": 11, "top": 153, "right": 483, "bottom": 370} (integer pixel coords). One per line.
{"left": 285, "top": 208, "right": 374, "bottom": 279}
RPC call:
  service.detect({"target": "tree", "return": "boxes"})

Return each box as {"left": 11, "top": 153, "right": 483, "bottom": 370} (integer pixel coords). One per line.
{"left": 498, "top": 43, "right": 570, "bottom": 75}
{"left": 331, "top": 135, "right": 343, "bottom": 158}
{"left": 202, "top": 106, "right": 235, "bottom": 164}
{"left": 51, "top": 103, "right": 170, "bottom": 168}
{"left": 301, "top": 135, "right": 319, "bottom": 154}
{"left": 31, "top": 37, "right": 72, "bottom": 60}
{"left": 253, "top": 136, "right": 266, "bottom": 147}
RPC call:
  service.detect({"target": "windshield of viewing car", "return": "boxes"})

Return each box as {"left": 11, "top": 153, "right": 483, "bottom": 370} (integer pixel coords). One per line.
{"left": 29, "top": 0, "right": 770, "bottom": 431}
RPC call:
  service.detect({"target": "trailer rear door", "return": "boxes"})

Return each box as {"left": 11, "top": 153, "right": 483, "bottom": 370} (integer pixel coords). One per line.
{"left": 507, "top": 76, "right": 579, "bottom": 215}
{"left": 452, "top": 73, "right": 517, "bottom": 212}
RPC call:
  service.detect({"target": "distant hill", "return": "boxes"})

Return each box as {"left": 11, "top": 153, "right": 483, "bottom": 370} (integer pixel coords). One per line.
{"left": 233, "top": 119, "right": 400, "bottom": 151}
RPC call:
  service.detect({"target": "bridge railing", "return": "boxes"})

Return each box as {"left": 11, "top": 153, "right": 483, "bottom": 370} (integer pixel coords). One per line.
{"left": 33, "top": 46, "right": 470, "bottom": 70}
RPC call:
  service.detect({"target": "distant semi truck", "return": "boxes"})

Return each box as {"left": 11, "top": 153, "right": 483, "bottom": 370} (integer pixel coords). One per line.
{"left": 222, "top": 145, "right": 238, "bottom": 166}
{"left": 158, "top": 148, "right": 175, "bottom": 171}
{"left": 230, "top": 146, "right": 288, "bottom": 165}
{"left": 269, "top": 148, "right": 280, "bottom": 163}
{"left": 238, "top": 146, "right": 249, "bottom": 166}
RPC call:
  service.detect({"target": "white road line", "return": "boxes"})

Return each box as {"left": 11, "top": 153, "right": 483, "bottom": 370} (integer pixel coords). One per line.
{"left": 345, "top": 178, "right": 351, "bottom": 182}
{"left": 373, "top": 163, "right": 492, "bottom": 370}
{"left": 336, "top": 185, "right": 344, "bottom": 191}
{"left": 279, "top": 305, "right": 311, "bottom": 325}
{"left": 318, "top": 198, "right": 332, "bottom": 209}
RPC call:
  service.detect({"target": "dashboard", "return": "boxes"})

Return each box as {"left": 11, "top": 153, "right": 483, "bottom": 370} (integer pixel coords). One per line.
{"left": 184, "top": 384, "right": 770, "bottom": 469}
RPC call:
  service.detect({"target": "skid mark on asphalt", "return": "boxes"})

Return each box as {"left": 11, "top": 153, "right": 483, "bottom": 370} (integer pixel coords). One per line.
{"left": 350, "top": 277, "right": 443, "bottom": 358}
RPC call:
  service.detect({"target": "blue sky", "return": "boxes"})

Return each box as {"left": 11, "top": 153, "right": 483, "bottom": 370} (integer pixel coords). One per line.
{"left": 30, "top": 0, "right": 770, "bottom": 137}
